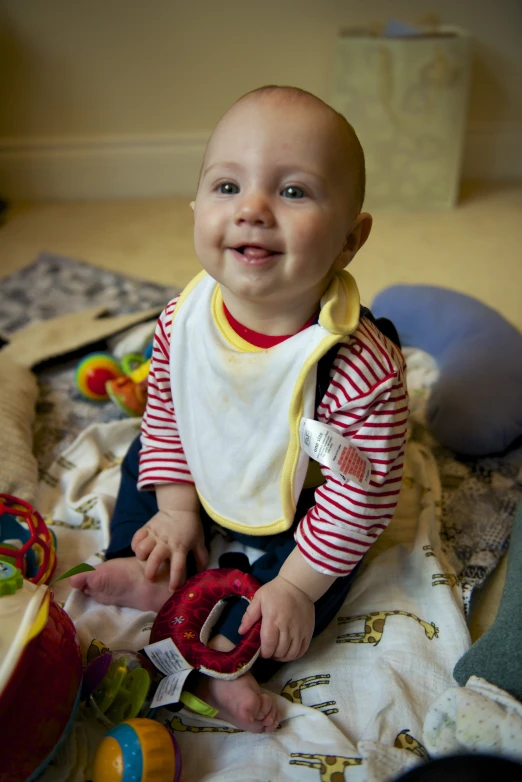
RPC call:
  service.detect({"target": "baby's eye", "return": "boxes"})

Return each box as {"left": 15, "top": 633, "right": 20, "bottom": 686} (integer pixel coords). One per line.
{"left": 217, "top": 182, "right": 239, "bottom": 195}
{"left": 281, "top": 185, "right": 305, "bottom": 199}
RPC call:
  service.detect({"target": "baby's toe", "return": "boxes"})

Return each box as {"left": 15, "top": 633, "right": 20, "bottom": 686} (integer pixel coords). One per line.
{"left": 255, "top": 692, "right": 273, "bottom": 721}
{"left": 262, "top": 702, "right": 280, "bottom": 732}
{"left": 69, "top": 572, "right": 90, "bottom": 590}
{"left": 257, "top": 693, "right": 280, "bottom": 731}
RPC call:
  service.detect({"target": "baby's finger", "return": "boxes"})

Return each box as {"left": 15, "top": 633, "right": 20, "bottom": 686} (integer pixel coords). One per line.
{"left": 132, "top": 527, "right": 148, "bottom": 542}
{"left": 296, "top": 637, "right": 310, "bottom": 660}
{"left": 169, "top": 551, "right": 187, "bottom": 591}
{"left": 283, "top": 635, "right": 303, "bottom": 662}
{"left": 238, "top": 597, "right": 262, "bottom": 635}
{"left": 260, "top": 620, "right": 280, "bottom": 660}
{"left": 132, "top": 533, "right": 156, "bottom": 561}
{"left": 144, "top": 543, "right": 170, "bottom": 581}
{"left": 273, "top": 634, "right": 293, "bottom": 662}
{"left": 131, "top": 527, "right": 149, "bottom": 550}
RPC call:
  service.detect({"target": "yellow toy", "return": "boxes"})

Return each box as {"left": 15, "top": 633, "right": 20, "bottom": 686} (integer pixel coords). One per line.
{"left": 92, "top": 718, "right": 181, "bottom": 782}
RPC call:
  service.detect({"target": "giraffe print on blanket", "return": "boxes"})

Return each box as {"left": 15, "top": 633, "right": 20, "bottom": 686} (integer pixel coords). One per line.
{"left": 288, "top": 730, "right": 427, "bottom": 780}
{"left": 289, "top": 753, "right": 362, "bottom": 779}
{"left": 86, "top": 638, "right": 110, "bottom": 664}
{"left": 337, "top": 610, "right": 439, "bottom": 645}
{"left": 394, "top": 729, "right": 429, "bottom": 759}
{"left": 280, "top": 674, "right": 338, "bottom": 715}
{"left": 47, "top": 496, "right": 101, "bottom": 530}
{"left": 169, "top": 715, "right": 241, "bottom": 734}
{"left": 431, "top": 572, "right": 460, "bottom": 588}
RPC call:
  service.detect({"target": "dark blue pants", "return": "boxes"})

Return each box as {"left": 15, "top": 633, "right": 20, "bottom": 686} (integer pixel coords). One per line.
{"left": 108, "top": 436, "right": 360, "bottom": 678}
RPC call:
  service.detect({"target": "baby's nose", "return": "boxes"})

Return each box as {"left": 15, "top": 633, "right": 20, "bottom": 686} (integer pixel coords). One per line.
{"left": 234, "top": 192, "right": 275, "bottom": 226}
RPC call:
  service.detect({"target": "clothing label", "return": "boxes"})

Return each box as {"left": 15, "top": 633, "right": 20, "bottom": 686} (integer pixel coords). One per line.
{"left": 299, "top": 418, "right": 371, "bottom": 489}
{"left": 143, "top": 637, "right": 193, "bottom": 676}
{"left": 150, "top": 668, "right": 192, "bottom": 709}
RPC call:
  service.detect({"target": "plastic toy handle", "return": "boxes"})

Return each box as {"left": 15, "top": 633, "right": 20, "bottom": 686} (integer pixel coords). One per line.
{"left": 105, "top": 668, "right": 151, "bottom": 724}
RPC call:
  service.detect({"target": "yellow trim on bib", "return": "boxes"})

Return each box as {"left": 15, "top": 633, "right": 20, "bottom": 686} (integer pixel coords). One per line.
{"left": 198, "top": 491, "right": 291, "bottom": 535}
{"left": 282, "top": 332, "right": 343, "bottom": 521}
{"left": 281, "top": 270, "right": 361, "bottom": 520}
{"left": 171, "top": 270, "right": 208, "bottom": 334}
{"left": 212, "top": 286, "right": 263, "bottom": 353}
{"left": 319, "top": 270, "right": 360, "bottom": 335}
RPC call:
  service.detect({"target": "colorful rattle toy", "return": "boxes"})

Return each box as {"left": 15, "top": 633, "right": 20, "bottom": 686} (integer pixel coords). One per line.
{"left": 148, "top": 568, "right": 262, "bottom": 680}
{"left": 83, "top": 649, "right": 161, "bottom": 728}
{"left": 0, "top": 494, "right": 57, "bottom": 584}
{"left": 92, "top": 718, "right": 181, "bottom": 782}
{"left": 76, "top": 352, "right": 124, "bottom": 402}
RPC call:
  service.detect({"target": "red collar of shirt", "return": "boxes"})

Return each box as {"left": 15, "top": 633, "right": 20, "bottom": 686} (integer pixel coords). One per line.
{"left": 223, "top": 303, "right": 318, "bottom": 348}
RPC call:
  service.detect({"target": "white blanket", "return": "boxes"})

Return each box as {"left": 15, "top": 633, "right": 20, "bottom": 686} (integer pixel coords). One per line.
{"left": 36, "top": 353, "right": 522, "bottom": 782}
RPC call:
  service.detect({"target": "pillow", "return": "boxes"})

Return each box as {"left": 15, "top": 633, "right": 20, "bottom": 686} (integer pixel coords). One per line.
{"left": 371, "top": 285, "right": 522, "bottom": 456}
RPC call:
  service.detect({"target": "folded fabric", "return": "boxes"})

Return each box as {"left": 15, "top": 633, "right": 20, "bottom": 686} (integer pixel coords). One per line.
{"left": 0, "top": 354, "right": 39, "bottom": 502}
{"left": 372, "top": 285, "right": 522, "bottom": 456}
{"left": 453, "top": 500, "right": 522, "bottom": 699}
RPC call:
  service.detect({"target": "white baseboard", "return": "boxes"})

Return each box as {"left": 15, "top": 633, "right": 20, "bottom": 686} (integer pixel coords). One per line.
{"left": 0, "top": 133, "right": 209, "bottom": 201}
{"left": 0, "top": 124, "right": 520, "bottom": 202}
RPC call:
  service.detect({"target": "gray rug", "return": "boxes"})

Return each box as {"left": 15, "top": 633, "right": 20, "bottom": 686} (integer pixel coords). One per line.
{"left": 0, "top": 252, "right": 179, "bottom": 470}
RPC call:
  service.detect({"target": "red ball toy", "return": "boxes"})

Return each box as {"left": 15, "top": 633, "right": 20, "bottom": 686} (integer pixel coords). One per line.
{"left": 76, "top": 353, "right": 124, "bottom": 401}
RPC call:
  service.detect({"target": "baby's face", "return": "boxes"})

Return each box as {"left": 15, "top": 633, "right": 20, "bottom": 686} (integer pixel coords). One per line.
{"left": 193, "top": 96, "right": 359, "bottom": 315}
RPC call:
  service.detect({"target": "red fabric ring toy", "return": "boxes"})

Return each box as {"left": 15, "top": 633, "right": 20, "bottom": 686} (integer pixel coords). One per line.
{"left": 149, "top": 568, "right": 262, "bottom": 680}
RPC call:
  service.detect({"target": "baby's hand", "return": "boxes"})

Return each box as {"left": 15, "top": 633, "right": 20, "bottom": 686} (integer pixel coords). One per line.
{"left": 238, "top": 576, "right": 314, "bottom": 662}
{"left": 131, "top": 509, "right": 208, "bottom": 591}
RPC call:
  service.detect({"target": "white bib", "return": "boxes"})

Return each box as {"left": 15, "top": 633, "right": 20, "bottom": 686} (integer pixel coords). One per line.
{"left": 170, "top": 271, "right": 360, "bottom": 535}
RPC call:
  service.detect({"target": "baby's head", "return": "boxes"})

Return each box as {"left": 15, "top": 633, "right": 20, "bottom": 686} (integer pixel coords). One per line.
{"left": 192, "top": 86, "right": 372, "bottom": 320}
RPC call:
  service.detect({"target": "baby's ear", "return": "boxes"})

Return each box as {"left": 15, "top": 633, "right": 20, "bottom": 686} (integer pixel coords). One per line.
{"left": 343, "top": 212, "right": 373, "bottom": 256}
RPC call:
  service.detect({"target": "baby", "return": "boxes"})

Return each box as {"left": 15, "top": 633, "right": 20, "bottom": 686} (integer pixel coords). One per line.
{"left": 71, "top": 85, "right": 408, "bottom": 733}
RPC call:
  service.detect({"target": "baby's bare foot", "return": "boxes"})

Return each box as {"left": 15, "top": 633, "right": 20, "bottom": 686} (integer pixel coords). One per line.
{"left": 69, "top": 557, "right": 172, "bottom": 612}
{"left": 191, "top": 670, "right": 280, "bottom": 733}
{"left": 188, "top": 633, "right": 280, "bottom": 733}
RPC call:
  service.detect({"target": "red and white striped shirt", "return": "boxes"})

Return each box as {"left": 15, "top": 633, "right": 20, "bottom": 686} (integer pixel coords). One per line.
{"left": 138, "top": 297, "right": 408, "bottom": 577}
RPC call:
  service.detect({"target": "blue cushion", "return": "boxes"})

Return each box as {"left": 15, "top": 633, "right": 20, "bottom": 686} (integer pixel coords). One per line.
{"left": 372, "top": 285, "right": 522, "bottom": 456}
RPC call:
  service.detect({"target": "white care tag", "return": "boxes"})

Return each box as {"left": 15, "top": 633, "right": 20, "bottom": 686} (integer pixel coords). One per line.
{"left": 150, "top": 668, "right": 192, "bottom": 709}
{"left": 299, "top": 418, "right": 372, "bottom": 489}
{"left": 143, "top": 637, "right": 193, "bottom": 676}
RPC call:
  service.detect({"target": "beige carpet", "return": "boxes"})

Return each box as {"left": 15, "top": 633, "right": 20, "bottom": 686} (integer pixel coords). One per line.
{"left": 1, "top": 180, "right": 520, "bottom": 639}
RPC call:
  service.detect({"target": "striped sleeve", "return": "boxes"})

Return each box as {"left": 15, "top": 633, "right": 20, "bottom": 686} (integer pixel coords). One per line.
{"left": 294, "top": 317, "right": 409, "bottom": 576}
{"left": 137, "top": 297, "right": 194, "bottom": 490}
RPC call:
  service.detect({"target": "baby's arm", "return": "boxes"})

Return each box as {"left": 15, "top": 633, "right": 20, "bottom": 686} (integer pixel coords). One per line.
{"left": 132, "top": 300, "right": 208, "bottom": 590}
{"left": 132, "top": 482, "right": 207, "bottom": 591}
{"left": 240, "top": 326, "right": 408, "bottom": 662}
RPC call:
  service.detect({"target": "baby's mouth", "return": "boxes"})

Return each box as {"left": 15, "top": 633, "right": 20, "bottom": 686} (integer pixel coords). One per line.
{"left": 234, "top": 245, "right": 279, "bottom": 261}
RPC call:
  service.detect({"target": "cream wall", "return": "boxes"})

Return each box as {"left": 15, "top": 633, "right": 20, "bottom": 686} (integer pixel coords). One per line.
{"left": 1, "top": 0, "right": 521, "bottom": 199}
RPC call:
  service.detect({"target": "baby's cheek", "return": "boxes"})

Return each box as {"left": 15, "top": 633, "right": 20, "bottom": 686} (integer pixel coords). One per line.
{"left": 297, "top": 214, "right": 335, "bottom": 251}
